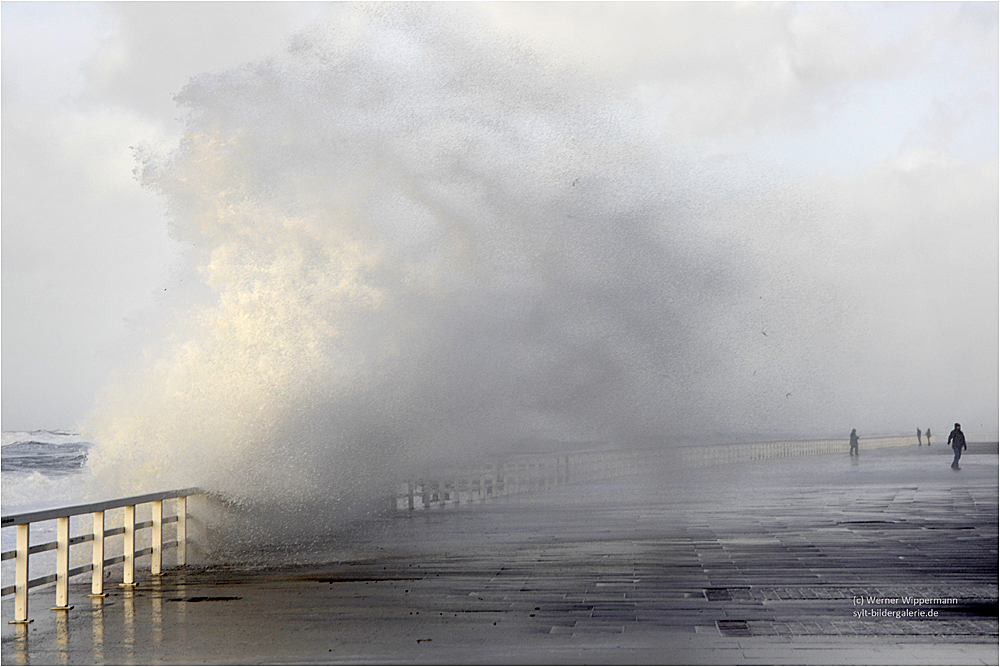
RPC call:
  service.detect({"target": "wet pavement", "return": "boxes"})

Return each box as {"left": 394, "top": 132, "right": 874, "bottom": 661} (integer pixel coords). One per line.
{"left": 3, "top": 443, "right": 997, "bottom": 664}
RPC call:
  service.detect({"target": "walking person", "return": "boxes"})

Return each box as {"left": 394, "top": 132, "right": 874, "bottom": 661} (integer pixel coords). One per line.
{"left": 948, "top": 423, "right": 966, "bottom": 470}
{"left": 849, "top": 428, "right": 859, "bottom": 457}
{"left": 926, "top": 428, "right": 932, "bottom": 446}
{"left": 917, "top": 428, "right": 923, "bottom": 445}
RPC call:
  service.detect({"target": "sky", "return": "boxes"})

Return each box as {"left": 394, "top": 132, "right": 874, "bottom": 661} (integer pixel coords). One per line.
{"left": 2, "top": 2, "right": 997, "bottom": 445}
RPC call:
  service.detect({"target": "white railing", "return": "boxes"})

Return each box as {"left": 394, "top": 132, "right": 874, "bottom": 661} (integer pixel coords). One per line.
{"left": 669, "top": 434, "right": 916, "bottom": 466}
{"left": 1, "top": 487, "right": 201, "bottom": 624}
{"left": 394, "top": 449, "right": 643, "bottom": 510}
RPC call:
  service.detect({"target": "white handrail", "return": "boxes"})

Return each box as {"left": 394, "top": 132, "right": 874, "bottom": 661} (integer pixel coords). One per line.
{"left": 395, "top": 450, "right": 642, "bottom": 510}
{"left": 2, "top": 487, "right": 202, "bottom": 624}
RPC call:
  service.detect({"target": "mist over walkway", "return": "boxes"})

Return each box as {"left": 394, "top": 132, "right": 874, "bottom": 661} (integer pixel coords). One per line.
{"left": 3, "top": 444, "right": 997, "bottom": 665}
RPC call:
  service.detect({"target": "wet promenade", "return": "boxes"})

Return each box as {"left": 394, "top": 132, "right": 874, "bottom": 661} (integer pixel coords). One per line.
{"left": 3, "top": 443, "right": 997, "bottom": 665}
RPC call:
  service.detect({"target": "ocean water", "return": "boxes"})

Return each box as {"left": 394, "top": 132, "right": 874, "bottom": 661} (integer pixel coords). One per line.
{"left": 2, "top": 430, "right": 94, "bottom": 512}
{"left": 2, "top": 430, "right": 89, "bottom": 468}
{"left": 1, "top": 431, "right": 103, "bottom": 590}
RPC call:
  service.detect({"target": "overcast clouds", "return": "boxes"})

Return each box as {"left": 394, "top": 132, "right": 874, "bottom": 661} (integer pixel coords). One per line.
{"left": 2, "top": 2, "right": 997, "bottom": 437}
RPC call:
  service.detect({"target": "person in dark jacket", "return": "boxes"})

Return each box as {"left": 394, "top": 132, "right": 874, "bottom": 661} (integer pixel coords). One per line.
{"left": 926, "top": 428, "right": 932, "bottom": 446}
{"left": 917, "top": 428, "right": 923, "bottom": 445}
{"left": 849, "top": 429, "right": 859, "bottom": 456}
{"left": 948, "top": 423, "right": 966, "bottom": 469}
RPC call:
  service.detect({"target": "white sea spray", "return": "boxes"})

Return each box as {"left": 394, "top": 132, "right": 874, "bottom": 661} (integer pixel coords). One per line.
{"left": 78, "top": 5, "right": 941, "bottom": 551}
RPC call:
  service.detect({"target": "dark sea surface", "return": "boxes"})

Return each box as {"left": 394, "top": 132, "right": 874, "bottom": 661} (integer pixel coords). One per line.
{"left": 1, "top": 431, "right": 91, "bottom": 475}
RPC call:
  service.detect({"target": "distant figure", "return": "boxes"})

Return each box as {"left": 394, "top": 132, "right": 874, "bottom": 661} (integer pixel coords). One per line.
{"left": 849, "top": 429, "right": 859, "bottom": 456}
{"left": 917, "top": 428, "right": 923, "bottom": 446}
{"left": 948, "top": 423, "right": 966, "bottom": 470}
{"left": 926, "top": 428, "right": 932, "bottom": 446}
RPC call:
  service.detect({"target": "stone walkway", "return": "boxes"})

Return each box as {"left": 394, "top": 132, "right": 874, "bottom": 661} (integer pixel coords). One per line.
{"left": 3, "top": 443, "right": 997, "bottom": 664}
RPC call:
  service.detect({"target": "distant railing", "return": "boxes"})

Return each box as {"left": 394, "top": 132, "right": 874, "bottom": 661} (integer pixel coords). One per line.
{"left": 669, "top": 434, "right": 916, "bottom": 466}
{"left": 394, "top": 449, "right": 643, "bottom": 510}
{"left": 669, "top": 433, "right": 998, "bottom": 466}
{"left": 2, "top": 488, "right": 202, "bottom": 624}
{"left": 393, "top": 433, "right": 992, "bottom": 511}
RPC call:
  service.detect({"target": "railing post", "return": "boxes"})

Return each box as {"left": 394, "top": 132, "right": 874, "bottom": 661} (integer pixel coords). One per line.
{"left": 52, "top": 516, "right": 72, "bottom": 610}
{"left": 177, "top": 496, "right": 187, "bottom": 566}
{"left": 122, "top": 505, "right": 136, "bottom": 586}
{"left": 12, "top": 523, "right": 30, "bottom": 623}
{"left": 91, "top": 510, "right": 106, "bottom": 596}
{"left": 151, "top": 500, "right": 163, "bottom": 575}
